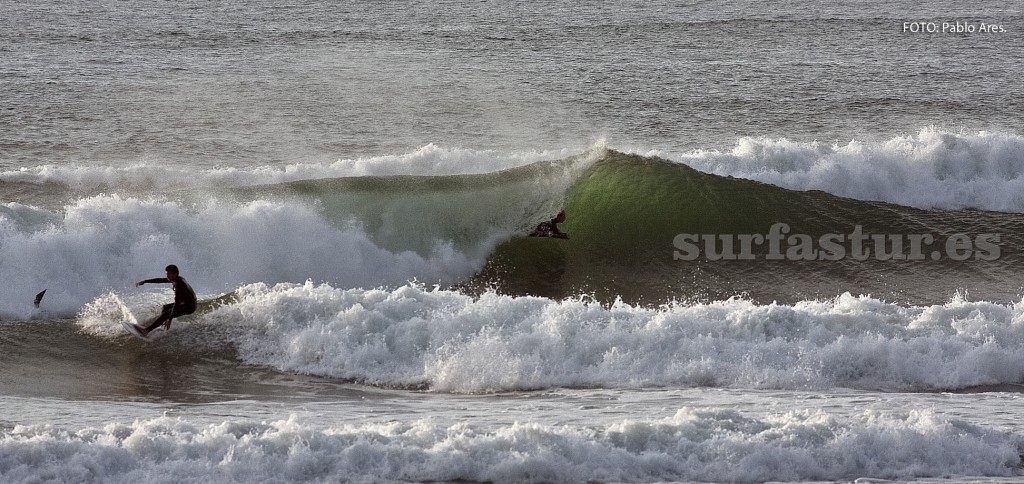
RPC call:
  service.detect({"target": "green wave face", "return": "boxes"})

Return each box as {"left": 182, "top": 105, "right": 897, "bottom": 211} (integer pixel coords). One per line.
{"left": 471, "top": 151, "right": 1023, "bottom": 305}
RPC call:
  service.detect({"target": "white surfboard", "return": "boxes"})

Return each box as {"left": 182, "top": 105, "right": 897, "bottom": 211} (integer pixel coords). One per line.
{"left": 120, "top": 319, "right": 152, "bottom": 342}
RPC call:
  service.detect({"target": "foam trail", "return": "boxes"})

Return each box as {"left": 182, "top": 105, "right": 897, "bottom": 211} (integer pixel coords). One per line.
{"left": 0, "top": 410, "right": 1019, "bottom": 483}
{"left": 660, "top": 127, "right": 1024, "bottom": 212}
{"left": 145, "top": 282, "right": 1024, "bottom": 393}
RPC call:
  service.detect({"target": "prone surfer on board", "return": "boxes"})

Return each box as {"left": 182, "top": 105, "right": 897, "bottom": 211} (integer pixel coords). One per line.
{"left": 529, "top": 210, "right": 569, "bottom": 239}
{"left": 134, "top": 264, "right": 197, "bottom": 337}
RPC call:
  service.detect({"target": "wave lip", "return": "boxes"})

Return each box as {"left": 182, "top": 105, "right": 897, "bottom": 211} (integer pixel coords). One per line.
{"left": 0, "top": 144, "right": 592, "bottom": 191}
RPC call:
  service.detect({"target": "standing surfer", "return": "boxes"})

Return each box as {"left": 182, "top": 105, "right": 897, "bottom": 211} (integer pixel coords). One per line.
{"left": 134, "top": 264, "right": 197, "bottom": 337}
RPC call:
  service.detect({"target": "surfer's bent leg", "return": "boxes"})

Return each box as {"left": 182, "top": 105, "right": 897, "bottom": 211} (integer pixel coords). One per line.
{"left": 144, "top": 303, "right": 197, "bottom": 332}
{"left": 145, "top": 304, "right": 175, "bottom": 332}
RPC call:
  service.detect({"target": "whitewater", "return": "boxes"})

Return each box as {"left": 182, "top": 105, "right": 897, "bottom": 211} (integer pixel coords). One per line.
{"left": 10, "top": 281, "right": 1024, "bottom": 482}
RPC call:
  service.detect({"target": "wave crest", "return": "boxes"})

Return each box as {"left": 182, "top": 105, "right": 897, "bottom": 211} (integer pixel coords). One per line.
{"left": 671, "top": 127, "right": 1024, "bottom": 211}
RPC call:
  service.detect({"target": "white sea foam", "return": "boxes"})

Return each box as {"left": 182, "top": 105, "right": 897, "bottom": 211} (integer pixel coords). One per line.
{"left": 0, "top": 195, "right": 484, "bottom": 320}
{"left": 124, "top": 282, "right": 1024, "bottom": 394}
{"left": 0, "top": 144, "right": 586, "bottom": 190}
{"left": 0, "top": 408, "right": 1019, "bottom": 483}
{"left": 660, "top": 127, "right": 1024, "bottom": 212}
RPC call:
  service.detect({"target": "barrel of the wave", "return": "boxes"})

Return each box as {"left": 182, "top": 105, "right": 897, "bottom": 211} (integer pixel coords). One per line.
{"left": 468, "top": 151, "right": 1024, "bottom": 305}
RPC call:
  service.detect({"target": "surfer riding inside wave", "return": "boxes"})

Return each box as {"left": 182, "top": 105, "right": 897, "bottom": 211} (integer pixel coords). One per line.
{"left": 529, "top": 211, "right": 569, "bottom": 239}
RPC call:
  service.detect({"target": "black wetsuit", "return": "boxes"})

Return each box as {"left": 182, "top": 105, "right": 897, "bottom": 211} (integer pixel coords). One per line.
{"left": 142, "top": 277, "right": 198, "bottom": 331}
{"left": 529, "top": 217, "right": 567, "bottom": 238}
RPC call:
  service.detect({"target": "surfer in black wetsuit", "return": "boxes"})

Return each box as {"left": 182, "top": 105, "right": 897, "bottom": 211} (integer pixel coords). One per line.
{"left": 134, "top": 264, "right": 197, "bottom": 337}
{"left": 529, "top": 211, "right": 569, "bottom": 239}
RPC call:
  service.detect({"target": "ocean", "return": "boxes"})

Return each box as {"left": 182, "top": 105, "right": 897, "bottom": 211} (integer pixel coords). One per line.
{"left": 2, "top": 0, "right": 1024, "bottom": 482}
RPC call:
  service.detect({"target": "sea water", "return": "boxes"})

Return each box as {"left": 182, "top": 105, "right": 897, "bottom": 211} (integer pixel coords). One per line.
{"left": 2, "top": 0, "right": 1024, "bottom": 482}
